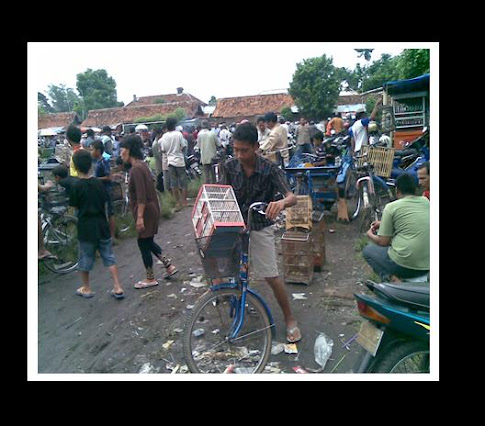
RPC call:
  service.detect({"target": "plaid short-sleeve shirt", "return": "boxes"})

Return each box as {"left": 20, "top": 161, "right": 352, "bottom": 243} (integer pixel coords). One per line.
{"left": 221, "top": 155, "right": 292, "bottom": 231}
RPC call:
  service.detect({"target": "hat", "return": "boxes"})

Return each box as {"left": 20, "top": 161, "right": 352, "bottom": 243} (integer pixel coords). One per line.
{"left": 355, "top": 107, "right": 366, "bottom": 114}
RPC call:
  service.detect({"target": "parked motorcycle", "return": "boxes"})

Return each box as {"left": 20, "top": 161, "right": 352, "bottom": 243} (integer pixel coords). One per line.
{"left": 186, "top": 153, "right": 202, "bottom": 180}
{"left": 373, "top": 127, "right": 429, "bottom": 189}
{"left": 353, "top": 279, "right": 430, "bottom": 373}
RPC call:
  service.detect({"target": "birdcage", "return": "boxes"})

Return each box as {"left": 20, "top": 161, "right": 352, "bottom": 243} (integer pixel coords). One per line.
{"left": 281, "top": 231, "right": 314, "bottom": 285}
{"left": 191, "top": 184, "right": 245, "bottom": 239}
{"left": 357, "top": 145, "right": 395, "bottom": 178}
{"left": 285, "top": 195, "right": 313, "bottom": 231}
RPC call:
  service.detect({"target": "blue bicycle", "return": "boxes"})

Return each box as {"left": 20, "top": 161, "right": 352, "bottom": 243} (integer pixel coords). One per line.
{"left": 183, "top": 202, "right": 275, "bottom": 374}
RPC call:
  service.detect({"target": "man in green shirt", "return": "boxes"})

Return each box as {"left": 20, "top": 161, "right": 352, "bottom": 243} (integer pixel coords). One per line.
{"left": 363, "top": 173, "right": 430, "bottom": 282}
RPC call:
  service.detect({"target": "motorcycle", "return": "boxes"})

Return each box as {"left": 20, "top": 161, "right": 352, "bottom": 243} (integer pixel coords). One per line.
{"left": 372, "top": 127, "right": 429, "bottom": 189}
{"left": 353, "top": 279, "right": 430, "bottom": 373}
{"left": 186, "top": 153, "right": 202, "bottom": 180}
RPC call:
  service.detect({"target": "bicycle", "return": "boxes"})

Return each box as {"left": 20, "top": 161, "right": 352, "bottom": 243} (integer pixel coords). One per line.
{"left": 39, "top": 187, "right": 79, "bottom": 274}
{"left": 111, "top": 172, "right": 132, "bottom": 236}
{"left": 353, "top": 152, "right": 395, "bottom": 233}
{"left": 183, "top": 202, "right": 275, "bottom": 374}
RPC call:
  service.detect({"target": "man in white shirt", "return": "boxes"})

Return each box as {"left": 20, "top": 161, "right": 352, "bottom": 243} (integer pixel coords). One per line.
{"left": 161, "top": 117, "right": 188, "bottom": 208}
{"left": 350, "top": 98, "right": 382, "bottom": 155}
{"left": 196, "top": 120, "right": 221, "bottom": 184}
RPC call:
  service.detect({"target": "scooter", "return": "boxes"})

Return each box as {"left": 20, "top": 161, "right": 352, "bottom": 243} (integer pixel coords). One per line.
{"left": 353, "top": 279, "right": 430, "bottom": 373}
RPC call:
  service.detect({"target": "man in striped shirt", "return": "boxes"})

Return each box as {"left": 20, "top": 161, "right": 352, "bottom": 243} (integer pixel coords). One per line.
{"left": 221, "top": 122, "right": 302, "bottom": 343}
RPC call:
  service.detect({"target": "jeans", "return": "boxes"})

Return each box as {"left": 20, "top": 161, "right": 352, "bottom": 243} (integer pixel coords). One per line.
{"left": 362, "top": 244, "right": 428, "bottom": 281}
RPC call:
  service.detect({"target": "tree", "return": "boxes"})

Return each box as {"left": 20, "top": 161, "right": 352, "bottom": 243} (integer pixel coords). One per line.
{"left": 208, "top": 96, "right": 217, "bottom": 105}
{"left": 38, "top": 92, "right": 54, "bottom": 114}
{"left": 396, "top": 49, "right": 430, "bottom": 80}
{"left": 355, "top": 49, "right": 374, "bottom": 61}
{"left": 47, "top": 84, "right": 81, "bottom": 113}
{"left": 76, "top": 68, "right": 123, "bottom": 112}
{"left": 289, "top": 54, "right": 341, "bottom": 121}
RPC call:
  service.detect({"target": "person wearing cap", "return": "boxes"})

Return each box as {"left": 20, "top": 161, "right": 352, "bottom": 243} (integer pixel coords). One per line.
{"left": 350, "top": 98, "right": 382, "bottom": 155}
{"left": 260, "top": 112, "right": 290, "bottom": 166}
{"left": 195, "top": 120, "right": 221, "bottom": 184}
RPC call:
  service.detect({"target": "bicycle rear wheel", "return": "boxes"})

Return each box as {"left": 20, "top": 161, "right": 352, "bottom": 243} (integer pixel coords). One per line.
{"left": 43, "top": 214, "right": 79, "bottom": 274}
{"left": 113, "top": 200, "right": 131, "bottom": 235}
{"left": 184, "top": 288, "right": 273, "bottom": 374}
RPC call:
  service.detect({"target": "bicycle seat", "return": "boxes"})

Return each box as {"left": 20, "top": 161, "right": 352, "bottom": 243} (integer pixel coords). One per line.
{"left": 368, "top": 281, "right": 430, "bottom": 311}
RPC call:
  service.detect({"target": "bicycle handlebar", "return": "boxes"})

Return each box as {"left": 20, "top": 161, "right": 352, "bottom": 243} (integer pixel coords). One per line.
{"left": 249, "top": 201, "right": 268, "bottom": 215}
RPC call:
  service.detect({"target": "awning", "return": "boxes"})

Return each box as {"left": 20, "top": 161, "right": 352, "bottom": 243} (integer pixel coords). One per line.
{"left": 383, "top": 74, "right": 429, "bottom": 95}
{"left": 38, "top": 127, "right": 63, "bottom": 136}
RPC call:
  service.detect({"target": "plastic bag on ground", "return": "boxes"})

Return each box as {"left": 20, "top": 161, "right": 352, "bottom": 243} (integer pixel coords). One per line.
{"left": 314, "top": 333, "right": 334, "bottom": 369}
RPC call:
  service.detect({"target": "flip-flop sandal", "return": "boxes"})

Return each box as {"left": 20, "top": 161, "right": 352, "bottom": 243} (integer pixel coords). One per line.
{"left": 111, "top": 290, "right": 125, "bottom": 299}
{"left": 134, "top": 280, "right": 159, "bottom": 289}
{"left": 164, "top": 266, "right": 179, "bottom": 279}
{"left": 76, "top": 288, "right": 95, "bottom": 298}
{"left": 286, "top": 326, "right": 302, "bottom": 343}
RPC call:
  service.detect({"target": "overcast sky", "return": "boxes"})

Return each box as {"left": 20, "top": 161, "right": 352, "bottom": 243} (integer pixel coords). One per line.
{"left": 29, "top": 42, "right": 434, "bottom": 106}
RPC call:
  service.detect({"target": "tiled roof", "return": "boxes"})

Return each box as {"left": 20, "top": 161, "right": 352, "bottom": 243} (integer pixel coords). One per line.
{"left": 126, "top": 93, "right": 206, "bottom": 107}
{"left": 38, "top": 112, "right": 81, "bottom": 129}
{"left": 81, "top": 101, "right": 205, "bottom": 127}
{"left": 212, "top": 93, "right": 295, "bottom": 118}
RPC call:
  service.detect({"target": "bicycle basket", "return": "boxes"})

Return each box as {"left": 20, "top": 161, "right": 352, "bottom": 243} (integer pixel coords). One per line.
{"left": 195, "top": 232, "right": 242, "bottom": 279}
{"left": 40, "top": 187, "right": 69, "bottom": 214}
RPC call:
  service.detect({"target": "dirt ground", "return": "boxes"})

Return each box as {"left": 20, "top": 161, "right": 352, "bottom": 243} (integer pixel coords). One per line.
{"left": 36, "top": 202, "right": 374, "bottom": 377}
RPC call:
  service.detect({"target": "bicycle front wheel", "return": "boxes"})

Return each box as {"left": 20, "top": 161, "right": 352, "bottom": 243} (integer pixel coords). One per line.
{"left": 43, "top": 214, "right": 79, "bottom": 274}
{"left": 183, "top": 289, "right": 273, "bottom": 374}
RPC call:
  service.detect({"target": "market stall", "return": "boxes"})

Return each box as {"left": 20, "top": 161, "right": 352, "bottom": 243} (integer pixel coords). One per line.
{"left": 383, "top": 74, "right": 429, "bottom": 149}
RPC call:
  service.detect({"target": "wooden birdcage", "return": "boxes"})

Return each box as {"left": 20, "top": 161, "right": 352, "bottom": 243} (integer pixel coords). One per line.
{"left": 357, "top": 145, "right": 395, "bottom": 178}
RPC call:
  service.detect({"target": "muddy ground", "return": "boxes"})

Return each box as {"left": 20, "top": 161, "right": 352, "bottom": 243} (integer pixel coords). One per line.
{"left": 36, "top": 203, "right": 374, "bottom": 377}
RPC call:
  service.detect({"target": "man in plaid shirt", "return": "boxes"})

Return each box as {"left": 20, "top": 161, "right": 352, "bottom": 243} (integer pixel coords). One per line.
{"left": 221, "top": 123, "right": 302, "bottom": 343}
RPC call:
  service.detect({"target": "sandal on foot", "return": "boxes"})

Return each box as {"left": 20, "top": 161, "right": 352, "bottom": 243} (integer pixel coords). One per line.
{"left": 164, "top": 265, "right": 178, "bottom": 279}
{"left": 134, "top": 280, "right": 159, "bottom": 289}
{"left": 286, "top": 325, "right": 302, "bottom": 343}
{"left": 111, "top": 290, "right": 125, "bottom": 299}
{"left": 76, "top": 287, "right": 95, "bottom": 298}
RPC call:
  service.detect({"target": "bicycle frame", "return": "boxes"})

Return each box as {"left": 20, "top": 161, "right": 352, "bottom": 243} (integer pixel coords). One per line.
{"left": 206, "top": 205, "right": 276, "bottom": 340}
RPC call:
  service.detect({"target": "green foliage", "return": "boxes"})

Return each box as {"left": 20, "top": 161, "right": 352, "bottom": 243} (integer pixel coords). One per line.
{"left": 76, "top": 68, "right": 120, "bottom": 111}
{"left": 396, "top": 49, "right": 430, "bottom": 80}
{"left": 38, "top": 92, "right": 54, "bottom": 113}
{"left": 133, "top": 107, "right": 187, "bottom": 124}
{"left": 134, "top": 114, "right": 164, "bottom": 123}
{"left": 280, "top": 106, "right": 293, "bottom": 121}
{"left": 289, "top": 54, "right": 341, "bottom": 121}
{"left": 47, "top": 84, "right": 81, "bottom": 113}
{"left": 208, "top": 96, "right": 217, "bottom": 105}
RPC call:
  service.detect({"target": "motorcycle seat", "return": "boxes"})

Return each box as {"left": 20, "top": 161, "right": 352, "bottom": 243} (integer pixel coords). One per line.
{"left": 373, "top": 282, "right": 430, "bottom": 311}
{"left": 394, "top": 148, "right": 418, "bottom": 158}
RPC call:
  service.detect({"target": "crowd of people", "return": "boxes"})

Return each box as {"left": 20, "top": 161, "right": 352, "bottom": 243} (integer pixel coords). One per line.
{"left": 38, "top": 107, "right": 430, "bottom": 346}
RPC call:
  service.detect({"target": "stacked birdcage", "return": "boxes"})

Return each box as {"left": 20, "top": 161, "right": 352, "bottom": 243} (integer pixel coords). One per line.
{"left": 311, "top": 211, "right": 326, "bottom": 272}
{"left": 282, "top": 195, "right": 315, "bottom": 285}
{"left": 191, "top": 184, "right": 245, "bottom": 278}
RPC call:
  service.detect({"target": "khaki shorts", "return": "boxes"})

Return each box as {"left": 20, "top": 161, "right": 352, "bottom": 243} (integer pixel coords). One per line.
{"left": 249, "top": 226, "right": 279, "bottom": 279}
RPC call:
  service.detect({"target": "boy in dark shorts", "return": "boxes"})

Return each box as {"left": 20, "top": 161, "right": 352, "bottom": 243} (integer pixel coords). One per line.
{"left": 69, "top": 149, "right": 124, "bottom": 299}
{"left": 90, "top": 139, "right": 116, "bottom": 239}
